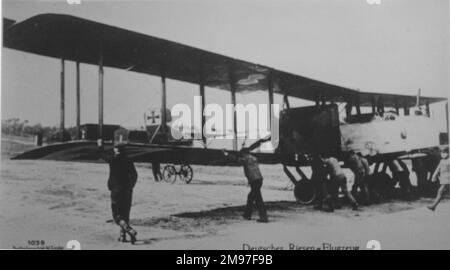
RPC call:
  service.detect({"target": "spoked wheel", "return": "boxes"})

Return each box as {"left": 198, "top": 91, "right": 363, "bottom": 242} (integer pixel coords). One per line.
{"left": 179, "top": 164, "right": 193, "bottom": 184}
{"left": 293, "top": 180, "right": 316, "bottom": 205}
{"left": 162, "top": 164, "right": 177, "bottom": 184}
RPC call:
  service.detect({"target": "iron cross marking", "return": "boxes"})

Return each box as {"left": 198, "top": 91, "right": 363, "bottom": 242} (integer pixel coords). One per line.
{"left": 147, "top": 110, "right": 160, "bottom": 124}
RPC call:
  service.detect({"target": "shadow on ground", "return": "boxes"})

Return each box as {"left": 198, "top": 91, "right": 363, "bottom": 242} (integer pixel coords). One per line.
{"left": 129, "top": 197, "right": 437, "bottom": 245}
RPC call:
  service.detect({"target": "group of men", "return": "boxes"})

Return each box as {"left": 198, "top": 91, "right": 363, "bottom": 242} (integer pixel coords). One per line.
{"left": 309, "top": 147, "right": 450, "bottom": 213}
{"left": 310, "top": 152, "right": 370, "bottom": 212}
{"left": 97, "top": 138, "right": 449, "bottom": 244}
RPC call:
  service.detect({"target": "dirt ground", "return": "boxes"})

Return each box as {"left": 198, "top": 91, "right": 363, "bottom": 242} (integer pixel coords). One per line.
{"left": 0, "top": 140, "right": 449, "bottom": 250}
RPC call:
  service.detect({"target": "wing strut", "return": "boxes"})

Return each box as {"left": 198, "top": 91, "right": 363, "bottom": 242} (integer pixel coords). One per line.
{"left": 199, "top": 81, "right": 206, "bottom": 146}
{"left": 60, "top": 59, "right": 65, "bottom": 141}
{"left": 446, "top": 102, "right": 449, "bottom": 143}
{"left": 161, "top": 75, "right": 167, "bottom": 137}
{"left": 268, "top": 72, "right": 274, "bottom": 129}
{"left": 283, "top": 93, "right": 290, "bottom": 109}
{"left": 76, "top": 61, "right": 81, "bottom": 139}
{"left": 229, "top": 66, "right": 238, "bottom": 151}
{"left": 98, "top": 49, "right": 104, "bottom": 141}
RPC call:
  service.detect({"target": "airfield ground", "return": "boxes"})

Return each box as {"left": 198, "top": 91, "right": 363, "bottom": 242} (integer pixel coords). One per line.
{"left": 1, "top": 139, "right": 449, "bottom": 250}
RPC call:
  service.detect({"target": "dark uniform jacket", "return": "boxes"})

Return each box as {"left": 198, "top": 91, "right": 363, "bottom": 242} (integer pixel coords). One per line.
{"left": 311, "top": 158, "right": 327, "bottom": 181}
{"left": 99, "top": 148, "right": 138, "bottom": 191}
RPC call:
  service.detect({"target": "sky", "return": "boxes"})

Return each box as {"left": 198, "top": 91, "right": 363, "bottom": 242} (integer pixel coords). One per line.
{"left": 1, "top": 0, "right": 449, "bottom": 138}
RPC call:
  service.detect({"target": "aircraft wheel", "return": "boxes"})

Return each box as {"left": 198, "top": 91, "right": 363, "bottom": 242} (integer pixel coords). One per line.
{"left": 294, "top": 180, "right": 316, "bottom": 205}
{"left": 162, "top": 164, "right": 177, "bottom": 184}
{"left": 179, "top": 164, "right": 193, "bottom": 184}
{"left": 369, "top": 172, "right": 395, "bottom": 200}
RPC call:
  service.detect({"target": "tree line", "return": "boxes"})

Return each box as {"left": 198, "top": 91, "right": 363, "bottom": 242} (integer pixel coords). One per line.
{"left": 1, "top": 118, "right": 79, "bottom": 143}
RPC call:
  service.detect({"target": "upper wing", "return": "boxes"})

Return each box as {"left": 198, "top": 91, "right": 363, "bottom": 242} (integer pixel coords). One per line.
{"left": 4, "top": 14, "right": 446, "bottom": 107}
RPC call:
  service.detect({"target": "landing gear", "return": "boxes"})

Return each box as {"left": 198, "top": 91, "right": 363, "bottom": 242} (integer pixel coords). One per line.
{"left": 412, "top": 153, "right": 441, "bottom": 197}
{"left": 283, "top": 165, "right": 316, "bottom": 205}
{"left": 294, "top": 180, "right": 316, "bottom": 205}
{"left": 370, "top": 159, "right": 415, "bottom": 201}
{"left": 367, "top": 172, "right": 395, "bottom": 201}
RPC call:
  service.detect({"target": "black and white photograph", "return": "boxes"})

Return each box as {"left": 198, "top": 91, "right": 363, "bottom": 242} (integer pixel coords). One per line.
{"left": 1, "top": 0, "right": 449, "bottom": 251}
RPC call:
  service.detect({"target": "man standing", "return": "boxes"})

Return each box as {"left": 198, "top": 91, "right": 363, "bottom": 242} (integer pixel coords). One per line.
{"left": 98, "top": 141, "right": 138, "bottom": 244}
{"left": 427, "top": 147, "right": 450, "bottom": 211}
{"left": 310, "top": 155, "right": 334, "bottom": 212}
{"left": 360, "top": 154, "right": 372, "bottom": 202}
{"left": 346, "top": 151, "right": 371, "bottom": 205}
{"left": 152, "top": 162, "right": 162, "bottom": 182}
{"left": 323, "top": 155, "right": 359, "bottom": 210}
{"left": 223, "top": 148, "right": 268, "bottom": 223}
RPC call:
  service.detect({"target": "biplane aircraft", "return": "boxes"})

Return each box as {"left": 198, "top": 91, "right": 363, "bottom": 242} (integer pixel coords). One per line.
{"left": 3, "top": 14, "right": 449, "bottom": 203}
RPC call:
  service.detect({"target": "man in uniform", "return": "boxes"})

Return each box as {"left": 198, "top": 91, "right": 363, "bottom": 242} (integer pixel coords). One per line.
{"left": 311, "top": 155, "right": 334, "bottom": 212}
{"left": 346, "top": 151, "right": 371, "bottom": 205}
{"left": 323, "top": 155, "right": 359, "bottom": 210}
{"left": 427, "top": 147, "right": 450, "bottom": 211}
{"left": 223, "top": 148, "right": 268, "bottom": 223}
{"left": 98, "top": 141, "right": 138, "bottom": 244}
{"left": 152, "top": 162, "right": 162, "bottom": 182}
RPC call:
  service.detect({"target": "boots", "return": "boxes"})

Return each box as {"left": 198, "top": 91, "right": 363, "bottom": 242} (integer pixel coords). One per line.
{"left": 324, "top": 198, "right": 334, "bottom": 213}
{"left": 118, "top": 220, "right": 138, "bottom": 244}
{"left": 127, "top": 227, "right": 138, "bottom": 244}
{"left": 243, "top": 205, "right": 252, "bottom": 220}
{"left": 257, "top": 208, "right": 268, "bottom": 223}
{"left": 117, "top": 229, "right": 127, "bottom": 242}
